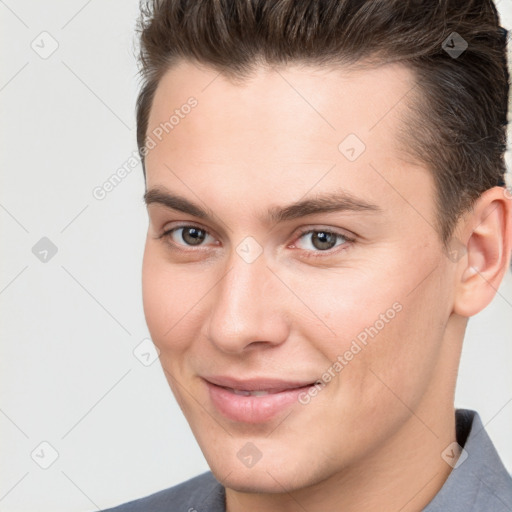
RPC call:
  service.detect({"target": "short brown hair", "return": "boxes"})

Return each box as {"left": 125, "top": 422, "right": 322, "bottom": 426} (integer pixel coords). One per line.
{"left": 134, "top": 0, "right": 509, "bottom": 242}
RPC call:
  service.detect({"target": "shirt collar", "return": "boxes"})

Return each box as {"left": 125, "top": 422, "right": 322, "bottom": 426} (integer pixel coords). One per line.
{"left": 424, "top": 408, "right": 512, "bottom": 511}
{"left": 203, "top": 409, "right": 512, "bottom": 512}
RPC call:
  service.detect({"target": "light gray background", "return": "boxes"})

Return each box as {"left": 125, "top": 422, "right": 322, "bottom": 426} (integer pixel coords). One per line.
{"left": 1, "top": 1, "right": 511, "bottom": 511}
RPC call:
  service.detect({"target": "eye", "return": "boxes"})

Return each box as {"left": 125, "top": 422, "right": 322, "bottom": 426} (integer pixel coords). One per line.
{"left": 293, "top": 228, "right": 352, "bottom": 254}
{"left": 161, "top": 225, "right": 217, "bottom": 248}
{"left": 158, "top": 224, "right": 353, "bottom": 256}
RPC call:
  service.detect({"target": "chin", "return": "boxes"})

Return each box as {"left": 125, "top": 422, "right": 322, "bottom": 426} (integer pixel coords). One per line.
{"left": 214, "top": 466, "right": 301, "bottom": 494}
{"left": 205, "top": 445, "right": 328, "bottom": 495}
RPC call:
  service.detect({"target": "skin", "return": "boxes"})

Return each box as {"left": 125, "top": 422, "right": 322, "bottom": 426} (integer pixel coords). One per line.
{"left": 141, "top": 60, "right": 512, "bottom": 512}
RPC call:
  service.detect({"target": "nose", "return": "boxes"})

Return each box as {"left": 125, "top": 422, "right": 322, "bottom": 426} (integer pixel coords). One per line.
{"left": 203, "top": 250, "right": 290, "bottom": 354}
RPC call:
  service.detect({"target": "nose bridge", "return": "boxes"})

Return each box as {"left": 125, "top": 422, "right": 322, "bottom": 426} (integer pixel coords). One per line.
{"left": 205, "top": 248, "right": 288, "bottom": 352}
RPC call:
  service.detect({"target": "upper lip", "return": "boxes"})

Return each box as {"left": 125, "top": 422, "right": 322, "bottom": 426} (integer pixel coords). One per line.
{"left": 203, "top": 375, "right": 317, "bottom": 392}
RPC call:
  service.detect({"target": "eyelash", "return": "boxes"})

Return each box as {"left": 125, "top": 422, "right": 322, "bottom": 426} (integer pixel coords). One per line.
{"left": 292, "top": 227, "right": 355, "bottom": 258}
{"left": 158, "top": 223, "right": 355, "bottom": 258}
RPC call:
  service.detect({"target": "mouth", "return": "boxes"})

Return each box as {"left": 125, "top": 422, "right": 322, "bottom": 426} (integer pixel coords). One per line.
{"left": 227, "top": 388, "right": 288, "bottom": 396}
{"left": 203, "top": 376, "right": 318, "bottom": 423}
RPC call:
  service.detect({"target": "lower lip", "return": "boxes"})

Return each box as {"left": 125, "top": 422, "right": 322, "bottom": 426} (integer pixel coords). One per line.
{"left": 205, "top": 381, "right": 313, "bottom": 423}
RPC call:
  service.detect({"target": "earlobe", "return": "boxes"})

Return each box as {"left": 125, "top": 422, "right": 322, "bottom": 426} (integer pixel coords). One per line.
{"left": 452, "top": 187, "right": 512, "bottom": 317}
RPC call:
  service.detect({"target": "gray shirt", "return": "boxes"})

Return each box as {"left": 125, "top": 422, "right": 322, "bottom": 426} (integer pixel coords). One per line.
{"left": 101, "top": 409, "right": 512, "bottom": 511}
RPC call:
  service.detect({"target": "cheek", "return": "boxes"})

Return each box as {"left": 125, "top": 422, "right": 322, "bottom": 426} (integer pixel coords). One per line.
{"left": 284, "top": 266, "right": 404, "bottom": 362}
{"left": 141, "top": 243, "right": 205, "bottom": 352}
{"left": 141, "top": 248, "right": 168, "bottom": 340}
{"left": 290, "top": 259, "right": 446, "bottom": 392}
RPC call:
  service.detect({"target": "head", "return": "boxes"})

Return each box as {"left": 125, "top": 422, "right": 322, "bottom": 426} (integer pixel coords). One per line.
{"left": 137, "top": 0, "right": 511, "bottom": 497}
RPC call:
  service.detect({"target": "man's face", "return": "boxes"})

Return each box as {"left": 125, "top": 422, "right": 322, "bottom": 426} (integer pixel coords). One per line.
{"left": 142, "top": 61, "right": 458, "bottom": 492}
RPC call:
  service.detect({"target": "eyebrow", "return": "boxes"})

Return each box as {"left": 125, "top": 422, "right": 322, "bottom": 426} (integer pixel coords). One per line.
{"left": 143, "top": 187, "right": 381, "bottom": 224}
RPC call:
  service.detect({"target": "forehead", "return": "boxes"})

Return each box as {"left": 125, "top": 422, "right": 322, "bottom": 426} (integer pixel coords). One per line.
{"left": 145, "top": 59, "right": 418, "bottom": 168}
{"left": 144, "top": 60, "right": 432, "bottom": 231}
{"left": 147, "top": 60, "right": 416, "bottom": 145}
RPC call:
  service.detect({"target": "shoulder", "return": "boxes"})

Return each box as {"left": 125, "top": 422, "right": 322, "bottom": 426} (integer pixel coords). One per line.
{"left": 100, "top": 471, "right": 225, "bottom": 512}
{"left": 458, "top": 409, "right": 512, "bottom": 511}
{"left": 424, "top": 409, "right": 512, "bottom": 511}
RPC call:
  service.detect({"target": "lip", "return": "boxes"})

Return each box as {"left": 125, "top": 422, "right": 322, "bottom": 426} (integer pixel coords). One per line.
{"left": 203, "top": 376, "right": 317, "bottom": 423}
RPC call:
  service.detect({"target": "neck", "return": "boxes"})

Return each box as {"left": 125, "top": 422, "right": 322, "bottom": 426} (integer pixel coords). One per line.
{"left": 225, "top": 315, "right": 466, "bottom": 512}
{"left": 226, "top": 408, "right": 456, "bottom": 512}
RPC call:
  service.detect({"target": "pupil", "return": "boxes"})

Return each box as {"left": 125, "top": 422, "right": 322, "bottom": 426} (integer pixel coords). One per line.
{"left": 183, "top": 227, "right": 205, "bottom": 245}
{"left": 312, "top": 231, "right": 336, "bottom": 250}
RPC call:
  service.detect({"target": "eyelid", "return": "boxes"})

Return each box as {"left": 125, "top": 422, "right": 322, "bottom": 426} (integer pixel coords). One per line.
{"left": 159, "top": 222, "right": 355, "bottom": 255}
{"left": 293, "top": 225, "right": 355, "bottom": 240}
{"left": 159, "top": 222, "right": 219, "bottom": 250}
{"left": 289, "top": 226, "right": 355, "bottom": 256}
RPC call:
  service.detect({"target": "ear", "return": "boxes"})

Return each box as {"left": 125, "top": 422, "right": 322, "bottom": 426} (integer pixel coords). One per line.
{"left": 452, "top": 186, "right": 512, "bottom": 317}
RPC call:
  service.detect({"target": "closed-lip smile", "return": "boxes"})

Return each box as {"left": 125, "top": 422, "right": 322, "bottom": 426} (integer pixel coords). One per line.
{"left": 203, "top": 375, "right": 318, "bottom": 423}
